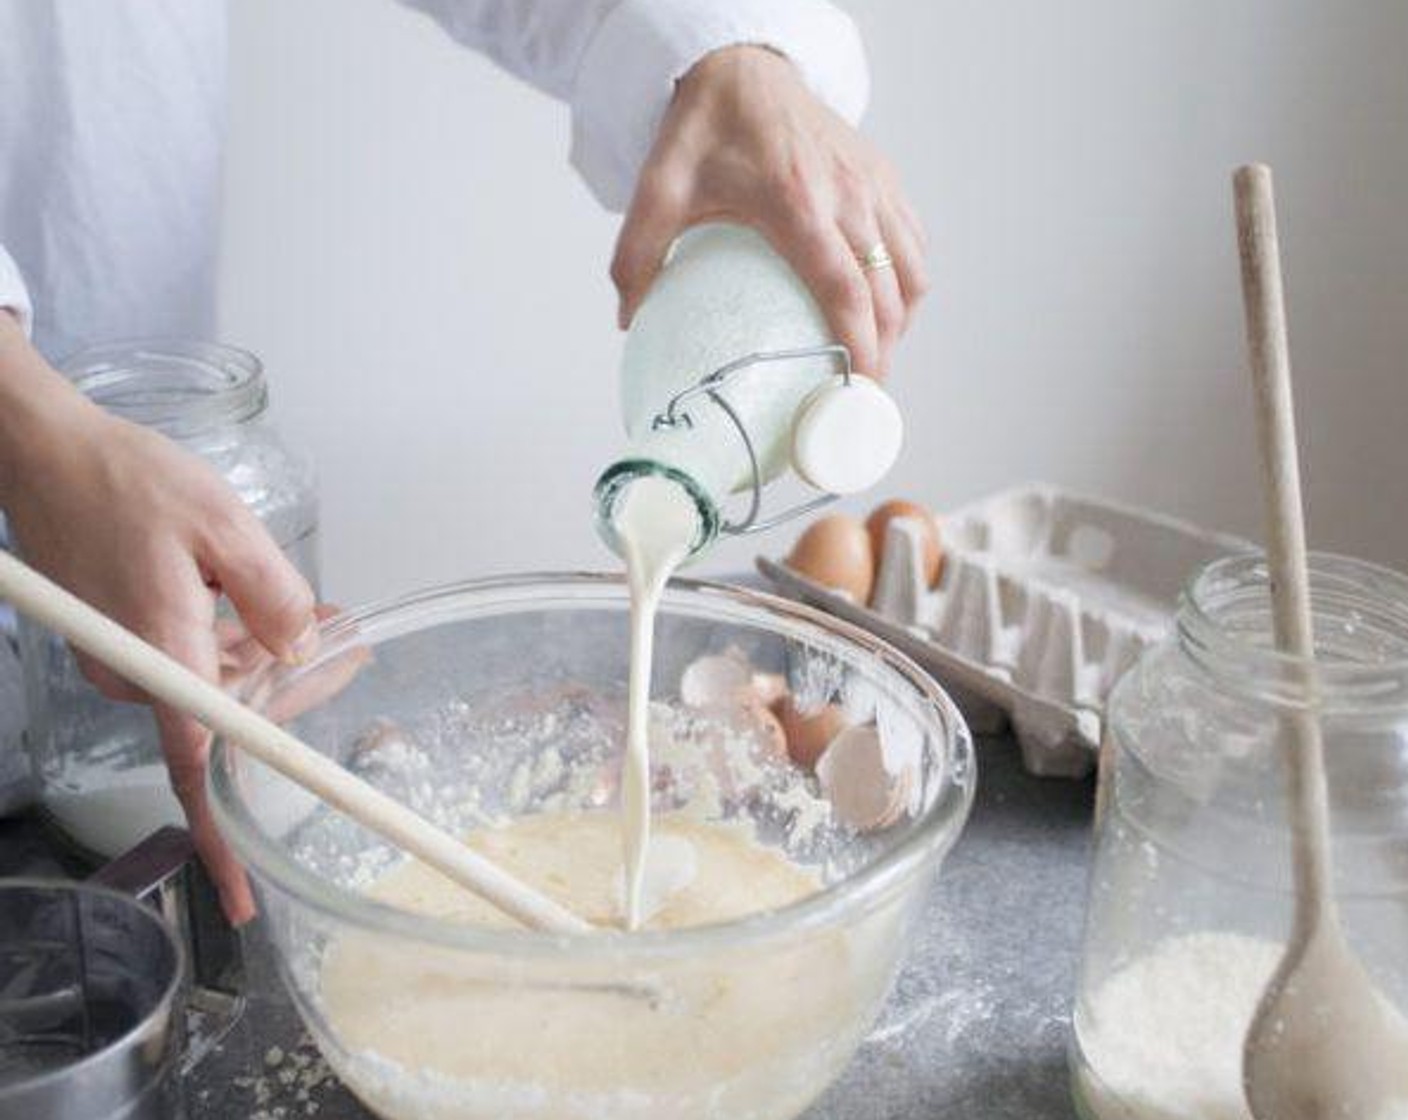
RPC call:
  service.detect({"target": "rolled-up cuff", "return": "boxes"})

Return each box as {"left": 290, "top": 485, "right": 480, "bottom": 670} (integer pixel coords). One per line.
{"left": 0, "top": 247, "right": 33, "bottom": 338}
{"left": 570, "top": 0, "right": 870, "bottom": 211}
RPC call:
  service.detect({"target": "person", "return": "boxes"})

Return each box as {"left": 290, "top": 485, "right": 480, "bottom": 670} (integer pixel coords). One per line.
{"left": 0, "top": 0, "right": 927, "bottom": 922}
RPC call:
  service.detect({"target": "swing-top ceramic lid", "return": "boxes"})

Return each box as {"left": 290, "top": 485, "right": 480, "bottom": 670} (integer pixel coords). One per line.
{"left": 790, "top": 374, "right": 904, "bottom": 495}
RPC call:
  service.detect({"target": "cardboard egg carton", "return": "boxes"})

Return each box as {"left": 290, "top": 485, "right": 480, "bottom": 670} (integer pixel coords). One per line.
{"left": 758, "top": 484, "right": 1249, "bottom": 778}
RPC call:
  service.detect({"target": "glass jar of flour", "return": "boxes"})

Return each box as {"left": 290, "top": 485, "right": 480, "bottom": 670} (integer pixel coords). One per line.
{"left": 19, "top": 340, "right": 319, "bottom": 857}
{"left": 1071, "top": 552, "right": 1408, "bottom": 1120}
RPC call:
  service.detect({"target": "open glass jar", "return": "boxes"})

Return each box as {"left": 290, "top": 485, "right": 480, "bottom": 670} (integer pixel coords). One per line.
{"left": 20, "top": 340, "right": 319, "bottom": 858}
{"left": 1071, "top": 552, "right": 1408, "bottom": 1120}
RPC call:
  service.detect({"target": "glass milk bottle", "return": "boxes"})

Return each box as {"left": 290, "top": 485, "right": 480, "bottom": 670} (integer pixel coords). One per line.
{"left": 19, "top": 340, "right": 319, "bottom": 858}
{"left": 1070, "top": 552, "right": 1408, "bottom": 1120}
{"left": 594, "top": 223, "right": 903, "bottom": 558}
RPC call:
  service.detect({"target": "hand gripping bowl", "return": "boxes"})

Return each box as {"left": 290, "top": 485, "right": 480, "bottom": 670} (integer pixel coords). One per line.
{"left": 209, "top": 574, "right": 975, "bottom": 1120}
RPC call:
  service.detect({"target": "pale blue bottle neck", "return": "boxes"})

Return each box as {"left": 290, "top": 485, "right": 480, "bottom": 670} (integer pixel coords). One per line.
{"left": 594, "top": 459, "right": 719, "bottom": 560}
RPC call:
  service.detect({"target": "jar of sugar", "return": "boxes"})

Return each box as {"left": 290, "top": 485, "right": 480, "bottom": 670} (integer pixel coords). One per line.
{"left": 1070, "top": 551, "right": 1408, "bottom": 1120}
{"left": 18, "top": 340, "right": 319, "bottom": 858}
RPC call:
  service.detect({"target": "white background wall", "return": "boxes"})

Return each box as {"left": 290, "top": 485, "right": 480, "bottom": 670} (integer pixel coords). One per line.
{"left": 220, "top": 1, "right": 1408, "bottom": 606}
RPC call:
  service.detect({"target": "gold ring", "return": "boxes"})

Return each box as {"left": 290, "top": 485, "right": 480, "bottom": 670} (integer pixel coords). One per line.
{"left": 857, "top": 242, "right": 894, "bottom": 272}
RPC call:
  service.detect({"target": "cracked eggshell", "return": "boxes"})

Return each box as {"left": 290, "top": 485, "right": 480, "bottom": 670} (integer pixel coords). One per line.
{"left": 678, "top": 655, "right": 793, "bottom": 776}
{"left": 680, "top": 653, "right": 755, "bottom": 709}
{"left": 751, "top": 671, "right": 790, "bottom": 707}
{"left": 728, "top": 695, "right": 789, "bottom": 765}
{"left": 815, "top": 724, "right": 914, "bottom": 832}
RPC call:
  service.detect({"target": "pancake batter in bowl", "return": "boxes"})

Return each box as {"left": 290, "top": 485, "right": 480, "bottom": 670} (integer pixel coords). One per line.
{"left": 316, "top": 811, "right": 866, "bottom": 1120}
{"left": 313, "top": 476, "right": 875, "bottom": 1118}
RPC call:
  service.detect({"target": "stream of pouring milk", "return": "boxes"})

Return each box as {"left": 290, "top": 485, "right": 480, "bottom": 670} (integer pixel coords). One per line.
{"left": 614, "top": 476, "right": 702, "bottom": 929}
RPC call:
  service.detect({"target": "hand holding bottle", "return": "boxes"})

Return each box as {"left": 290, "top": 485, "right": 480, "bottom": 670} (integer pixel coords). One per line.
{"left": 612, "top": 44, "right": 928, "bottom": 379}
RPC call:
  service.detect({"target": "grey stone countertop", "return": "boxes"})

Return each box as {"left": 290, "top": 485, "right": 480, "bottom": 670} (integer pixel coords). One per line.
{"left": 0, "top": 732, "right": 1095, "bottom": 1119}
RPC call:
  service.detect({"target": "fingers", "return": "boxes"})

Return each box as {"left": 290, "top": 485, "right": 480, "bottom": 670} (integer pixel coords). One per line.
{"left": 156, "top": 705, "right": 255, "bottom": 925}
{"left": 614, "top": 40, "right": 931, "bottom": 389}
{"left": 219, "top": 603, "right": 346, "bottom": 703}
{"left": 612, "top": 165, "right": 690, "bottom": 329}
{"left": 201, "top": 504, "right": 316, "bottom": 664}
{"left": 891, "top": 189, "right": 929, "bottom": 255}
{"left": 838, "top": 215, "right": 906, "bottom": 377}
{"left": 150, "top": 630, "right": 256, "bottom": 925}
{"left": 74, "top": 649, "right": 147, "bottom": 703}
{"left": 263, "top": 640, "right": 373, "bottom": 725}
{"left": 215, "top": 616, "right": 263, "bottom": 678}
{"left": 878, "top": 204, "right": 930, "bottom": 331}
{"left": 71, "top": 550, "right": 218, "bottom": 704}
{"left": 764, "top": 209, "right": 881, "bottom": 377}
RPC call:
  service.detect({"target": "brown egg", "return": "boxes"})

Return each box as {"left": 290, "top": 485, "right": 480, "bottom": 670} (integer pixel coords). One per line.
{"left": 773, "top": 696, "right": 850, "bottom": 770}
{"left": 786, "top": 514, "right": 875, "bottom": 603}
{"left": 866, "top": 500, "right": 944, "bottom": 588}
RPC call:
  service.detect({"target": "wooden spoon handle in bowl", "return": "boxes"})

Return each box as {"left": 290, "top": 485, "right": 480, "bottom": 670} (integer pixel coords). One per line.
{"left": 0, "top": 550, "right": 592, "bottom": 935}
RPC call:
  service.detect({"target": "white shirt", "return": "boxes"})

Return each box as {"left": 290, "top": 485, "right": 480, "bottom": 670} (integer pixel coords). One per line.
{"left": 0, "top": 0, "right": 868, "bottom": 362}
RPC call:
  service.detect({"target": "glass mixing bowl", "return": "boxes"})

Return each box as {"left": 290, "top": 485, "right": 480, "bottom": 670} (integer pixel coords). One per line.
{"left": 210, "top": 575, "right": 975, "bottom": 1120}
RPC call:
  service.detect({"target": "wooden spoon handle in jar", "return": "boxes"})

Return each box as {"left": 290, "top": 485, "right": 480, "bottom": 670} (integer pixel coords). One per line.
{"left": 0, "top": 550, "right": 592, "bottom": 935}
{"left": 1233, "top": 163, "right": 1333, "bottom": 921}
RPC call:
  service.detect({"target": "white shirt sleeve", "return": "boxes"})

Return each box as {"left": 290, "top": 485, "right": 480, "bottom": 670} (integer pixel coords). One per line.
{"left": 0, "top": 246, "right": 33, "bottom": 337}
{"left": 394, "top": 0, "right": 870, "bottom": 211}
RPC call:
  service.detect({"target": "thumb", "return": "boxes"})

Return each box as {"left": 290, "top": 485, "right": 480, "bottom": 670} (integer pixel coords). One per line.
{"left": 203, "top": 506, "right": 317, "bottom": 664}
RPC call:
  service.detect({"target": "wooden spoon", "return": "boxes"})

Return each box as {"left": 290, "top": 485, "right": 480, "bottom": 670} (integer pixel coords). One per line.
{"left": 0, "top": 550, "right": 591, "bottom": 935}
{"left": 1234, "top": 163, "right": 1408, "bottom": 1120}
